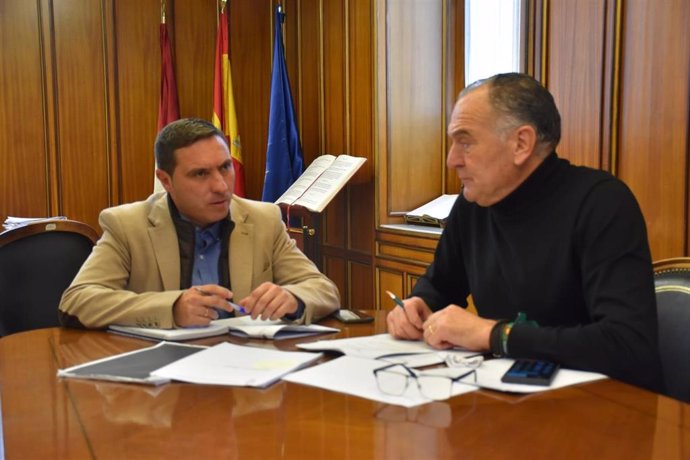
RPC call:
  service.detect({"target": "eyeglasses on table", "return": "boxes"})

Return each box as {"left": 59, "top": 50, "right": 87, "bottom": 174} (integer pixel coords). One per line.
{"left": 373, "top": 363, "right": 477, "bottom": 401}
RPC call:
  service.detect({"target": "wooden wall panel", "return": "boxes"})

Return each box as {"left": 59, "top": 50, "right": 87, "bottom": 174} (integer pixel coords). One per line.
{"left": 295, "top": 0, "right": 322, "bottom": 164}
{"left": 325, "top": 256, "right": 347, "bottom": 308}
{"left": 348, "top": 0, "right": 374, "bottom": 182}
{"left": 546, "top": 0, "right": 607, "bottom": 169}
{"left": 0, "top": 0, "right": 49, "bottom": 218}
{"left": 377, "top": 267, "right": 404, "bottom": 311}
{"left": 52, "top": 0, "right": 110, "bottom": 229}
{"left": 386, "top": 0, "right": 445, "bottom": 215}
{"left": 173, "top": 0, "right": 215, "bottom": 120}
{"left": 322, "top": 0, "right": 347, "bottom": 154}
{"left": 350, "top": 260, "right": 374, "bottom": 309}
{"left": 114, "top": 0, "right": 160, "bottom": 203}
{"left": 617, "top": 0, "right": 690, "bottom": 260}
{"left": 228, "top": 0, "right": 272, "bottom": 200}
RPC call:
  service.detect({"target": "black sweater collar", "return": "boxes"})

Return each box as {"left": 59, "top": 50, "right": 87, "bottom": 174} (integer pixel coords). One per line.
{"left": 490, "top": 151, "right": 563, "bottom": 217}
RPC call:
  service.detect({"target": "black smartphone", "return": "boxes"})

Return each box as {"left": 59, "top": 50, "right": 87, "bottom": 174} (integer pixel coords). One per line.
{"left": 332, "top": 309, "right": 374, "bottom": 323}
{"left": 501, "top": 359, "right": 560, "bottom": 386}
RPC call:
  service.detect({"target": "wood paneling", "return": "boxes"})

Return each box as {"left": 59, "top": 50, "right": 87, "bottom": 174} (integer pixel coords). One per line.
{"left": 0, "top": 0, "right": 49, "bottom": 218}
{"left": 617, "top": 0, "right": 690, "bottom": 260}
{"left": 228, "top": 0, "right": 272, "bottom": 200}
{"left": 294, "top": 0, "right": 322, "bottom": 163}
{"left": 377, "top": 267, "right": 404, "bottom": 311}
{"left": 546, "top": 0, "right": 607, "bottom": 169}
{"left": 386, "top": 0, "right": 445, "bottom": 215}
{"left": 52, "top": 0, "right": 110, "bottom": 229}
{"left": 350, "top": 260, "right": 374, "bottom": 309}
{"left": 114, "top": 0, "right": 160, "bottom": 203}
{"left": 348, "top": 0, "right": 374, "bottom": 182}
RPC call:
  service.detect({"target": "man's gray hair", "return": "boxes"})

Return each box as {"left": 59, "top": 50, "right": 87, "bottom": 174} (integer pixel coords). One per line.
{"left": 461, "top": 73, "right": 561, "bottom": 150}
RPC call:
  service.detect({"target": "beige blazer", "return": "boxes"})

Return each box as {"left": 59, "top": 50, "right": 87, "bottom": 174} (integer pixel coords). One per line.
{"left": 59, "top": 193, "right": 340, "bottom": 328}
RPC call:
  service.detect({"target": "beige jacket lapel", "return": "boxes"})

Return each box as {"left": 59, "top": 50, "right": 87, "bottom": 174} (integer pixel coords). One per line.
{"left": 229, "top": 199, "right": 254, "bottom": 299}
{"left": 147, "top": 195, "right": 180, "bottom": 291}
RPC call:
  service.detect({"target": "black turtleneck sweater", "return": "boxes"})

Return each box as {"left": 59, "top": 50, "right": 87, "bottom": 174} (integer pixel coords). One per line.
{"left": 412, "top": 153, "right": 663, "bottom": 393}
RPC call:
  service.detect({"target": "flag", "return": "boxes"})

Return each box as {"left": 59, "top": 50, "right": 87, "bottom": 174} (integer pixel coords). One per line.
{"left": 261, "top": 5, "right": 304, "bottom": 202}
{"left": 154, "top": 3, "right": 180, "bottom": 193}
{"left": 212, "top": 1, "right": 245, "bottom": 197}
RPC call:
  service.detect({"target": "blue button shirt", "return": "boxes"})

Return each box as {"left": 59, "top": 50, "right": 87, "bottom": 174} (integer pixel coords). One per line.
{"left": 191, "top": 221, "right": 232, "bottom": 319}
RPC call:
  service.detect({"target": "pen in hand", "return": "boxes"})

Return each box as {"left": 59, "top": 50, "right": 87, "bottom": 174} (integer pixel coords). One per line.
{"left": 227, "top": 300, "right": 246, "bottom": 315}
{"left": 385, "top": 290, "right": 406, "bottom": 309}
{"left": 194, "top": 287, "right": 246, "bottom": 314}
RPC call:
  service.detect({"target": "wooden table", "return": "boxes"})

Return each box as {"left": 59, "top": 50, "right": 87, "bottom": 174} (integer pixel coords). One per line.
{"left": 0, "top": 312, "right": 688, "bottom": 459}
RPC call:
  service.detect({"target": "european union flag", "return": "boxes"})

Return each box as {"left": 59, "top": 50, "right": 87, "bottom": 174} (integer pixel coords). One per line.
{"left": 262, "top": 5, "right": 304, "bottom": 202}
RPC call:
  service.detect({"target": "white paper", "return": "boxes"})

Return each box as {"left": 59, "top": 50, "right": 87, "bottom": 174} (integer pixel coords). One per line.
{"left": 471, "top": 358, "right": 608, "bottom": 393}
{"left": 151, "top": 342, "right": 323, "bottom": 388}
{"left": 407, "top": 194, "right": 458, "bottom": 219}
{"left": 283, "top": 356, "right": 479, "bottom": 408}
{"left": 274, "top": 154, "right": 366, "bottom": 212}
{"left": 297, "top": 333, "right": 446, "bottom": 365}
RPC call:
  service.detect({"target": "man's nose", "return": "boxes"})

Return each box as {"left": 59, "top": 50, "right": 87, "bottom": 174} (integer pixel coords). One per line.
{"left": 447, "top": 144, "right": 464, "bottom": 169}
{"left": 210, "top": 171, "right": 229, "bottom": 192}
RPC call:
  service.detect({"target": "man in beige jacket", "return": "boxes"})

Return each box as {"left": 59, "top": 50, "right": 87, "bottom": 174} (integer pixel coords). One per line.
{"left": 60, "top": 118, "right": 340, "bottom": 329}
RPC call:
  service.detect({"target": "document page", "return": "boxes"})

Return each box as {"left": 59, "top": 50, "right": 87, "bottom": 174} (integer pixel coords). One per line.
{"left": 275, "top": 155, "right": 336, "bottom": 206}
{"left": 297, "top": 333, "right": 445, "bottom": 366}
{"left": 151, "top": 342, "right": 323, "bottom": 388}
{"left": 292, "top": 155, "right": 366, "bottom": 212}
{"left": 283, "top": 355, "right": 478, "bottom": 408}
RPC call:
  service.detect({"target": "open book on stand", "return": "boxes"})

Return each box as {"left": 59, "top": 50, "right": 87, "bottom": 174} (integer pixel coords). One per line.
{"left": 275, "top": 154, "right": 366, "bottom": 213}
{"left": 109, "top": 316, "right": 339, "bottom": 342}
{"left": 404, "top": 194, "right": 459, "bottom": 227}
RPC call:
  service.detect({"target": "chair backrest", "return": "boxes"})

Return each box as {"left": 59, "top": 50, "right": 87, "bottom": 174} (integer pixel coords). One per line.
{"left": 653, "top": 257, "right": 690, "bottom": 403}
{"left": 0, "top": 220, "right": 99, "bottom": 336}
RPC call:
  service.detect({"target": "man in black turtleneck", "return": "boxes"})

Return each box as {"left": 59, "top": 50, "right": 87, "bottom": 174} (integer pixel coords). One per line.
{"left": 387, "top": 73, "right": 663, "bottom": 393}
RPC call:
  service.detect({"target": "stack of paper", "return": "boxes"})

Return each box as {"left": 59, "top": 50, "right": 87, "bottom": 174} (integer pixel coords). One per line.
{"left": 3, "top": 216, "right": 67, "bottom": 231}
{"left": 404, "top": 194, "right": 458, "bottom": 227}
{"left": 109, "top": 316, "right": 339, "bottom": 342}
{"left": 151, "top": 342, "right": 322, "bottom": 387}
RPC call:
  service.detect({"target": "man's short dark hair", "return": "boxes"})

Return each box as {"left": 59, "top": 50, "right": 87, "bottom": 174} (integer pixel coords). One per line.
{"left": 462, "top": 73, "right": 561, "bottom": 150}
{"left": 154, "top": 118, "right": 228, "bottom": 175}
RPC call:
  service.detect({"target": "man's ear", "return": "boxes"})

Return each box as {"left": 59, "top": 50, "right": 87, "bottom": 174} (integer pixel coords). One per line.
{"left": 513, "top": 125, "right": 538, "bottom": 166}
{"left": 155, "top": 169, "right": 173, "bottom": 193}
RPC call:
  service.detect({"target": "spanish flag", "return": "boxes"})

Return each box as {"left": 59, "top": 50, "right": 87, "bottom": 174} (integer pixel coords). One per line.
{"left": 212, "top": 1, "right": 245, "bottom": 197}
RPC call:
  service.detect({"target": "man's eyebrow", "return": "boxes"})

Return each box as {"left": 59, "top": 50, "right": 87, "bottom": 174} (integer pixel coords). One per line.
{"left": 187, "top": 166, "right": 208, "bottom": 175}
{"left": 448, "top": 128, "right": 471, "bottom": 138}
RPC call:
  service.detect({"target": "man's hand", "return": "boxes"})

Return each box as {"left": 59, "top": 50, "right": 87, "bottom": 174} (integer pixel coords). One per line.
{"left": 422, "top": 306, "right": 496, "bottom": 351}
{"left": 173, "top": 284, "right": 235, "bottom": 327}
{"left": 238, "top": 282, "right": 298, "bottom": 321}
{"left": 386, "top": 296, "right": 433, "bottom": 340}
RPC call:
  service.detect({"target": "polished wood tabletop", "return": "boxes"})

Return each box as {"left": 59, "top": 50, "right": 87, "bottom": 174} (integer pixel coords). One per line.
{"left": 0, "top": 312, "right": 688, "bottom": 459}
